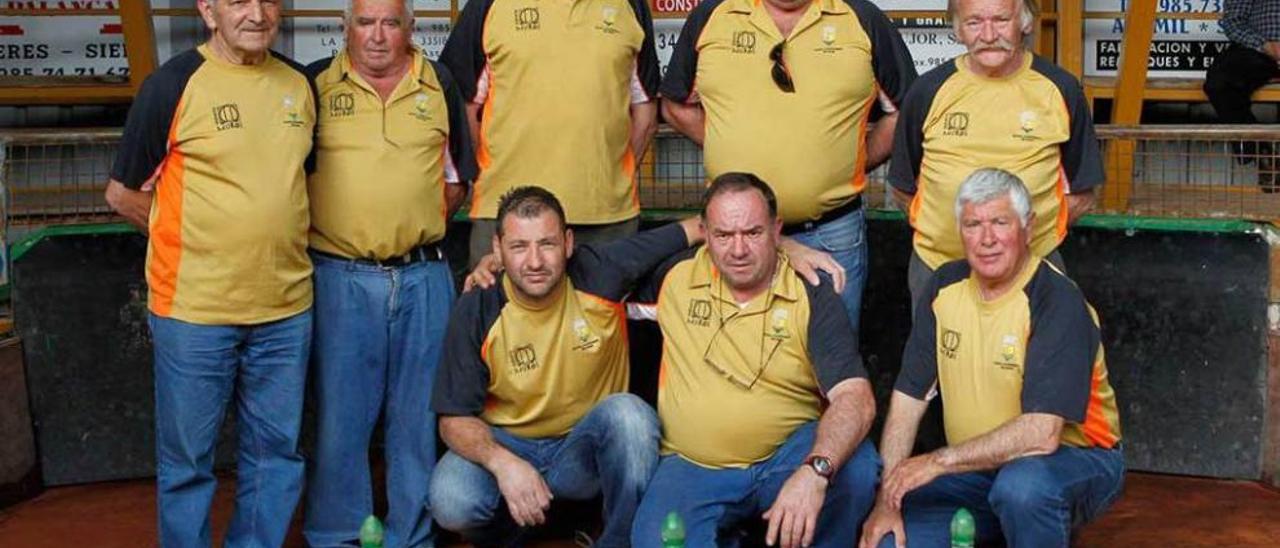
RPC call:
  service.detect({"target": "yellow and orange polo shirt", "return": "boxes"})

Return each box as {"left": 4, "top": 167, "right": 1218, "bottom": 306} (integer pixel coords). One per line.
{"left": 439, "top": 0, "right": 661, "bottom": 224}
{"left": 432, "top": 224, "right": 689, "bottom": 438}
{"left": 889, "top": 54, "right": 1105, "bottom": 269}
{"left": 111, "top": 44, "right": 315, "bottom": 325}
{"left": 897, "top": 258, "right": 1121, "bottom": 449}
{"left": 307, "top": 50, "right": 478, "bottom": 260}
{"left": 660, "top": 0, "right": 916, "bottom": 223}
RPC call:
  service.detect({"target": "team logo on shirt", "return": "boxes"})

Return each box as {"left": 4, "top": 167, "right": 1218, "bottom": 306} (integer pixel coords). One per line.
{"left": 329, "top": 92, "right": 356, "bottom": 118}
{"left": 732, "top": 31, "right": 757, "bottom": 54}
{"left": 596, "top": 6, "right": 620, "bottom": 34}
{"left": 813, "top": 25, "right": 844, "bottom": 53}
{"left": 940, "top": 328, "right": 961, "bottom": 359}
{"left": 514, "top": 7, "right": 540, "bottom": 31}
{"left": 282, "top": 94, "right": 306, "bottom": 128}
{"left": 1013, "top": 110, "right": 1040, "bottom": 141}
{"left": 943, "top": 112, "right": 969, "bottom": 137}
{"left": 510, "top": 344, "right": 540, "bottom": 374}
{"left": 213, "top": 103, "right": 242, "bottom": 131}
{"left": 571, "top": 318, "right": 601, "bottom": 351}
{"left": 767, "top": 309, "right": 791, "bottom": 340}
{"left": 996, "top": 334, "right": 1020, "bottom": 369}
{"left": 410, "top": 92, "right": 432, "bottom": 121}
{"left": 687, "top": 298, "right": 713, "bottom": 327}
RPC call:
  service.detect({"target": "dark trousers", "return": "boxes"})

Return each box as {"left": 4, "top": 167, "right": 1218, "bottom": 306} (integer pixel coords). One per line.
{"left": 1204, "top": 44, "right": 1280, "bottom": 160}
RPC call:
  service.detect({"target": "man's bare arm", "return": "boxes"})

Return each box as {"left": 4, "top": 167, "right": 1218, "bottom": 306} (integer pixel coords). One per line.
{"left": 439, "top": 415, "right": 553, "bottom": 526}
{"left": 864, "top": 112, "right": 899, "bottom": 172}
{"left": 446, "top": 184, "right": 468, "bottom": 218}
{"left": 1066, "top": 189, "right": 1096, "bottom": 225}
{"left": 879, "top": 390, "right": 930, "bottom": 473}
{"left": 104, "top": 179, "right": 152, "bottom": 232}
{"left": 629, "top": 101, "right": 659, "bottom": 166}
{"left": 890, "top": 187, "right": 914, "bottom": 212}
{"left": 661, "top": 98, "right": 705, "bottom": 146}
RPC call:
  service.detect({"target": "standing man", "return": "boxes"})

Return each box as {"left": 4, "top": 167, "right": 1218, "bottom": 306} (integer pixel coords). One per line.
{"left": 302, "top": 1, "right": 478, "bottom": 546}
{"left": 660, "top": 0, "right": 916, "bottom": 332}
{"left": 861, "top": 169, "right": 1124, "bottom": 548}
{"left": 1204, "top": 0, "right": 1280, "bottom": 191}
{"left": 631, "top": 173, "right": 880, "bottom": 548}
{"left": 103, "top": 0, "right": 315, "bottom": 545}
{"left": 430, "top": 187, "right": 702, "bottom": 547}
{"left": 890, "top": 0, "right": 1105, "bottom": 307}
{"left": 439, "top": 0, "right": 662, "bottom": 265}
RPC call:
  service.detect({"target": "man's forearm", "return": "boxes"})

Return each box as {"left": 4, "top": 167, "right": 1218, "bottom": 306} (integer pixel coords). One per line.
{"left": 629, "top": 101, "right": 659, "bottom": 165}
{"left": 446, "top": 184, "right": 468, "bottom": 218}
{"left": 104, "top": 179, "right": 152, "bottom": 232}
{"left": 661, "top": 98, "right": 705, "bottom": 146}
{"left": 1066, "top": 190, "right": 1095, "bottom": 225}
{"left": 931, "top": 413, "right": 1063, "bottom": 475}
{"left": 879, "top": 391, "right": 929, "bottom": 473}
{"left": 440, "top": 415, "right": 519, "bottom": 472}
{"left": 864, "top": 112, "right": 898, "bottom": 172}
{"left": 810, "top": 379, "right": 876, "bottom": 470}
{"left": 890, "top": 187, "right": 914, "bottom": 212}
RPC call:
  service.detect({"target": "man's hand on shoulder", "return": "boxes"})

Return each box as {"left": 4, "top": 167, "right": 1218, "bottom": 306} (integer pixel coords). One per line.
{"left": 464, "top": 253, "right": 503, "bottom": 292}
{"left": 780, "top": 238, "right": 845, "bottom": 293}
{"left": 762, "top": 466, "right": 828, "bottom": 548}
{"left": 488, "top": 451, "right": 553, "bottom": 527}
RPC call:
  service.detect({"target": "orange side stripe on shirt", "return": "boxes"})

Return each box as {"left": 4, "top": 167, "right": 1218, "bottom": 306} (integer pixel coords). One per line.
{"left": 1054, "top": 164, "right": 1069, "bottom": 241}
{"left": 471, "top": 62, "right": 495, "bottom": 216}
{"left": 148, "top": 97, "right": 187, "bottom": 317}
{"left": 848, "top": 88, "right": 876, "bottom": 195}
{"left": 1081, "top": 361, "right": 1118, "bottom": 448}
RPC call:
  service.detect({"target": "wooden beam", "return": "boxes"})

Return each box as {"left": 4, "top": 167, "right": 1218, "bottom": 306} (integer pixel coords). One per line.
{"left": 1057, "top": 0, "right": 1084, "bottom": 79}
{"left": 120, "top": 0, "right": 158, "bottom": 96}
{"left": 1103, "top": 0, "right": 1158, "bottom": 211}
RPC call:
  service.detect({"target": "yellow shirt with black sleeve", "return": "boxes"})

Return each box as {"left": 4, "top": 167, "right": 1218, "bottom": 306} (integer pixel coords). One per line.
{"left": 896, "top": 258, "right": 1122, "bottom": 449}
{"left": 660, "top": 0, "right": 915, "bottom": 223}
{"left": 432, "top": 223, "right": 689, "bottom": 438}
{"left": 631, "top": 248, "right": 866, "bottom": 469}
{"left": 110, "top": 45, "right": 316, "bottom": 325}
{"left": 306, "top": 50, "right": 479, "bottom": 260}
{"left": 888, "top": 54, "right": 1105, "bottom": 269}
{"left": 438, "top": 0, "right": 661, "bottom": 224}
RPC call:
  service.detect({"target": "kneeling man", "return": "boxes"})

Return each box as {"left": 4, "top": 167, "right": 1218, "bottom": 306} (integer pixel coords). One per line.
{"left": 430, "top": 187, "right": 700, "bottom": 547}
{"left": 632, "top": 173, "right": 880, "bottom": 548}
{"left": 862, "top": 168, "right": 1124, "bottom": 548}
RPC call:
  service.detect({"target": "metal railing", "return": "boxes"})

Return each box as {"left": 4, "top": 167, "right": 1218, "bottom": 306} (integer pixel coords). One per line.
{"left": 4, "top": 125, "right": 1280, "bottom": 238}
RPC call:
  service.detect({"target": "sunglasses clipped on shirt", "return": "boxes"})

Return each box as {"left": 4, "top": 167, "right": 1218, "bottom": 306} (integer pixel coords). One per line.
{"left": 770, "top": 41, "right": 795, "bottom": 93}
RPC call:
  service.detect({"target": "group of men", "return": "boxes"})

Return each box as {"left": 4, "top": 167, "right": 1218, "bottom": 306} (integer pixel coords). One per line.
{"left": 103, "top": 0, "right": 1125, "bottom": 546}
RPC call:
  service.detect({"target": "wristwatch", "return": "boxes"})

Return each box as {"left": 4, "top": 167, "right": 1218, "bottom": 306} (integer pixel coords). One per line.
{"left": 805, "top": 455, "right": 834, "bottom": 480}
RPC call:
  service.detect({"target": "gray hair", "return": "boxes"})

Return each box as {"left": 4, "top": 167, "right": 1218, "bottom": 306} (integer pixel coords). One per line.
{"left": 947, "top": 0, "right": 1038, "bottom": 44}
{"left": 954, "top": 168, "right": 1033, "bottom": 228}
{"left": 345, "top": 0, "right": 415, "bottom": 23}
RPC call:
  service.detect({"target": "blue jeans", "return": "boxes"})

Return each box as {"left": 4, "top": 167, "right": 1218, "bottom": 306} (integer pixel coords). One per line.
{"left": 430, "top": 394, "right": 659, "bottom": 548}
{"left": 150, "top": 309, "right": 312, "bottom": 548}
{"left": 878, "top": 445, "right": 1125, "bottom": 548}
{"left": 304, "top": 252, "right": 455, "bottom": 548}
{"left": 786, "top": 204, "right": 868, "bottom": 335}
{"left": 631, "top": 422, "right": 881, "bottom": 548}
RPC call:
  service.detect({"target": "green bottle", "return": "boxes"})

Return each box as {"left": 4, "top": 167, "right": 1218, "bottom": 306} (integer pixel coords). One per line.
{"left": 359, "top": 515, "right": 385, "bottom": 548}
{"left": 950, "top": 507, "right": 975, "bottom": 548}
{"left": 661, "top": 511, "right": 686, "bottom": 548}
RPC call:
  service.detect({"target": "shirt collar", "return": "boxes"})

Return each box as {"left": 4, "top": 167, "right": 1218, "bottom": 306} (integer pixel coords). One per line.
{"left": 725, "top": 0, "right": 850, "bottom": 17}
{"left": 686, "top": 246, "right": 802, "bottom": 304}
{"left": 336, "top": 47, "right": 439, "bottom": 92}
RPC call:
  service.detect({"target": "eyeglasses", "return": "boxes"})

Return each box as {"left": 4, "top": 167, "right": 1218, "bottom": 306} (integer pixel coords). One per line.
{"left": 769, "top": 41, "right": 795, "bottom": 93}
{"left": 701, "top": 300, "right": 785, "bottom": 391}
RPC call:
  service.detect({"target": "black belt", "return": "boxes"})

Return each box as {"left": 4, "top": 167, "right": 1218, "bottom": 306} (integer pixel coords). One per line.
{"left": 311, "top": 243, "right": 444, "bottom": 267}
{"left": 781, "top": 195, "right": 862, "bottom": 236}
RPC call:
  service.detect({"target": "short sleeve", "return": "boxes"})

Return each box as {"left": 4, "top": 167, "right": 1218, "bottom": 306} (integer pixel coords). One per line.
{"left": 1020, "top": 272, "right": 1099, "bottom": 422}
{"left": 804, "top": 277, "right": 867, "bottom": 393}
{"left": 570, "top": 222, "right": 689, "bottom": 302}
{"left": 658, "top": 0, "right": 721, "bottom": 103}
{"left": 433, "top": 60, "right": 480, "bottom": 183}
{"left": 847, "top": 0, "right": 917, "bottom": 111}
{"left": 431, "top": 291, "right": 498, "bottom": 417}
{"left": 887, "top": 63, "right": 953, "bottom": 194}
{"left": 438, "top": 0, "right": 493, "bottom": 103}
{"left": 895, "top": 269, "right": 942, "bottom": 400}
{"left": 629, "top": 0, "right": 661, "bottom": 100}
{"left": 110, "top": 51, "right": 203, "bottom": 189}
